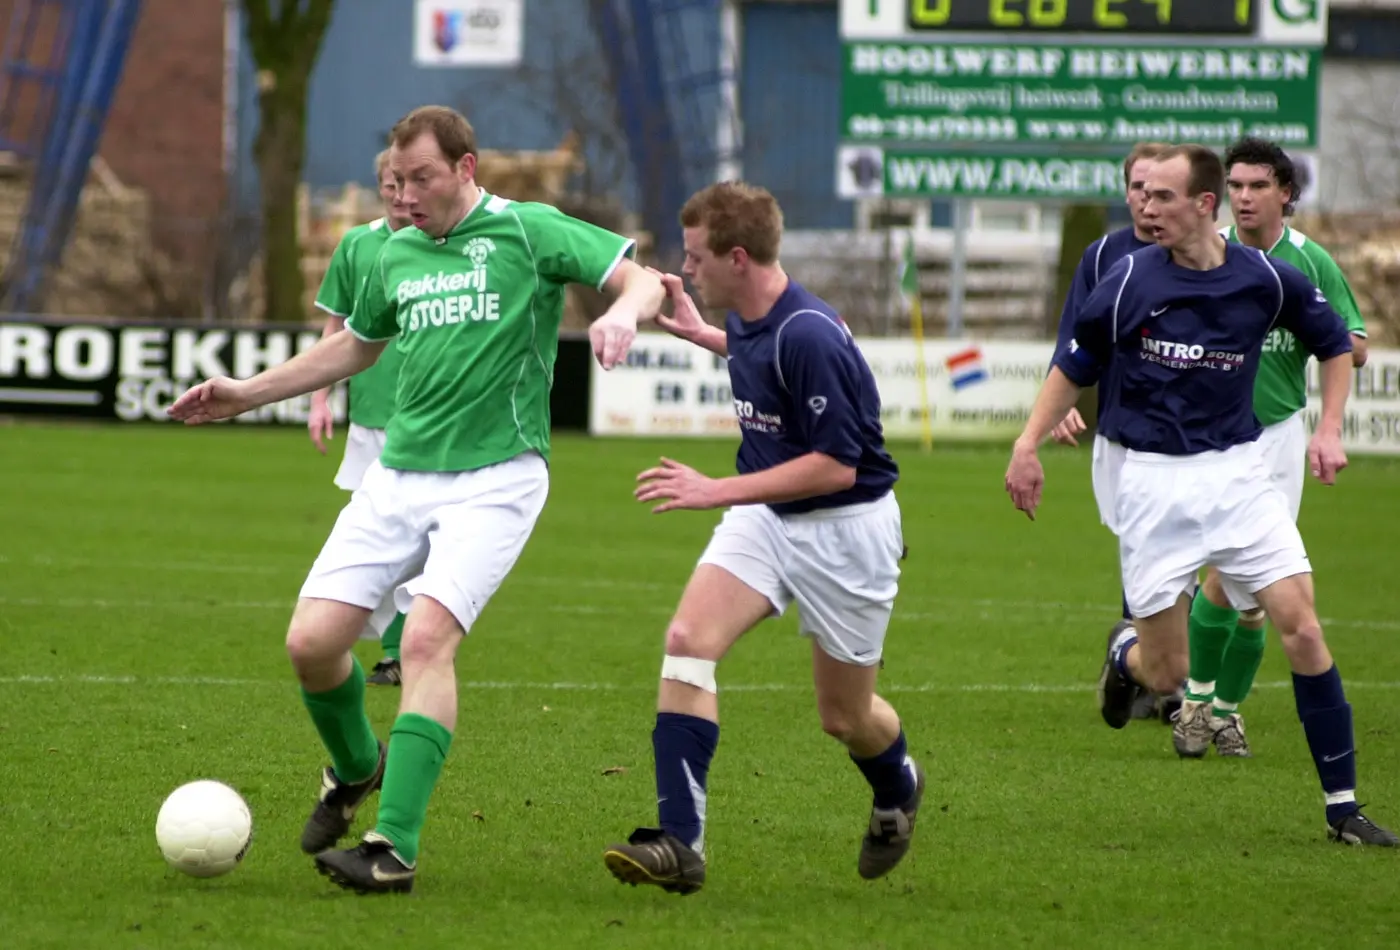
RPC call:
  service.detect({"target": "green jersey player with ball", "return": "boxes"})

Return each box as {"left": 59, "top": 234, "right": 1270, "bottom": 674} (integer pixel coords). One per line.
{"left": 169, "top": 105, "right": 664, "bottom": 892}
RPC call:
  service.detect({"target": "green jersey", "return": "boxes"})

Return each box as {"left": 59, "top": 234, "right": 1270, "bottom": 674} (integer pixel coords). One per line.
{"left": 1222, "top": 225, "right": 1367, "bottom": 426}
{"left": 345, "top": 190, "right": 635, "bottom": 473}
{"left": 315, "top": 217, "right": 406, "bottom": 430}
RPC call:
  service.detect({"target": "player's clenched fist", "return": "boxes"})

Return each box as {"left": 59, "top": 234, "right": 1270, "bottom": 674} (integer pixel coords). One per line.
{"left": 168, "top": 377, "right": 255, "bottom": 425}
{"left": 590, "top": 311, "right": 637, "bottom": 370}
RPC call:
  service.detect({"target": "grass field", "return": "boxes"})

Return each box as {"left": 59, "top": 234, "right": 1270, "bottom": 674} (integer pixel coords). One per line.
{"left": 2, "top": 421, "right": 1399, "bottom": 949}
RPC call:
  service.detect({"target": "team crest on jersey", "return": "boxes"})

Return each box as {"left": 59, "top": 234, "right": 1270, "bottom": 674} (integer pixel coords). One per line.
{"left": 463, "top": 236, "right": 496, "bottom": 267}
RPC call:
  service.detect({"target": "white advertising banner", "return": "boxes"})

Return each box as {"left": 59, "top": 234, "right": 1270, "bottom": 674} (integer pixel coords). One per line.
{"left": 588, "top": 333, "right": 1056, "bottom": 442}
{"left": 1305, "top": 347, "right": 1400, "bottom": 456}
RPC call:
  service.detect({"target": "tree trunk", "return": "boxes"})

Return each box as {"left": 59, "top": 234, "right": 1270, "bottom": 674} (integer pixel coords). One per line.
{"left": 1054, "top": 203, "right": 1111, "bottom": 430}
{"left": 241, "top": 0, "right": 337, "bottom": 323}
{"left": 254, "top": 82, "right": 308, "bottom": 322}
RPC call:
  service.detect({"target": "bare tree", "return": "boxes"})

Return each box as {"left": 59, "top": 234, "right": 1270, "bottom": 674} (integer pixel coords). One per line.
{"left": 242, "top": 0, "right": 337, "bottom": 323}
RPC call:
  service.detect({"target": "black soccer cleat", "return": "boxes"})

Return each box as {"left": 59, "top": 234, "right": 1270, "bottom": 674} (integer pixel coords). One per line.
{"left": 603, "top": 827, "right": 706, "bottom": 895}
{"left": 315, "top": 831, "right": 416, "bottom": 893}
{"left": 366, "top": 657, "right": 402, "bottom": 687}
{"left": 1098, "top": 621, "right": 1141, "bottom": 730}
{"left": 1328, "top": 808, "right": 1400, "bottom": 847}
{"left": 300, "top": 740, "right": 387, "bottom": 854}
{"left": 859, "top": 760, "right": 925, "bottom": 880}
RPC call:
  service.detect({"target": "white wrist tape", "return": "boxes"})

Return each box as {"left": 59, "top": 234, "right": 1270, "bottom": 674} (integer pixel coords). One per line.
{"left": 661, "top": 655, "right": 718, "bottom": 694}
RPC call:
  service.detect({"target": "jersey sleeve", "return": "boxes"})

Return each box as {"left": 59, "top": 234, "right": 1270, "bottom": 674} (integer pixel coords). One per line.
{"left": 1053, "top": 255, "right": 1133, "bottom": 387}
{"left": 1308, "top": 245, "right": 1367, "bottom": 337}
{"left": 1273, "top": 259, "right": 1353, "bottom": 361}
{"left": 314, "top": 230, "right": 358, "bottom": 318}
{"left": 517, "top": 202, "right": 637, "bottom": 290}
{"left": 776, "top": 315, "right": 866, "bottom": 467}
{"left": 1050, "top": 239, "right": 1101, "bottom": 369}
{"left": 344, "top": 242, "right": 398, "bottom": 342}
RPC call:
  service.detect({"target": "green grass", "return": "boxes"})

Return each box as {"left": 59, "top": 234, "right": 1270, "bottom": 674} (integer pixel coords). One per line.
{"left": 2, "top": 422, "right": 1399, "bottom": 949}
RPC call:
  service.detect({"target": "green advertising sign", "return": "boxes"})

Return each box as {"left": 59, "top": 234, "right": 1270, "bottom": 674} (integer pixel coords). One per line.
{"left": 836, "top": 146, "right": 1129, "bottom": 201}
{"left": 841, "top": 42, "right": 1321, "bottom": 148}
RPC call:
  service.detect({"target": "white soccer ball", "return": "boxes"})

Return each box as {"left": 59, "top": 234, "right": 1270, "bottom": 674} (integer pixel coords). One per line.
{"left": 155, "top": 779, "right": 253, "bottom": 878}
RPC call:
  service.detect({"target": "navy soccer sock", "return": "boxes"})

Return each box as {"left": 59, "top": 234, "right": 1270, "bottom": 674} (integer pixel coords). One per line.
{"left": 851, "top": 729, "right": 917, "bottom": 808}
{"left": 652, "top": 712, "right": 719, "bottom": 854}
{"left": 1293, "top": 665, "right": 1358, "bottom": 825}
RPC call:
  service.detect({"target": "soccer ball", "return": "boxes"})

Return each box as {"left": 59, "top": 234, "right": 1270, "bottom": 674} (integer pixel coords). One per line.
{"left": 155, "top": 780, "right": 253, "bottom": 878}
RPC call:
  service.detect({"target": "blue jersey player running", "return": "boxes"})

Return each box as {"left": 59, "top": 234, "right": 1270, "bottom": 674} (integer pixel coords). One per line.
{"left": 603, "top": 182, "right": 922, "bottom": 893}
{"left": 1006, "top": 145, "right": 1396, "bottom": 846}
{"left": 1048, "top": 141, "right": 1178, "bottom": 723}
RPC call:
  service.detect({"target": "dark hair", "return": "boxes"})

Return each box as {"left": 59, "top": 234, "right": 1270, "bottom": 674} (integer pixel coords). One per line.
{"left": 679, "top": 181, "right": 783, "bottom": 265}
{"left": 1224, "top": 136, "right": 1302, "bottom": 216}
{"left": 1155, "top": 144, "right": 1225, "bottom": 220}
{"left": 390, "top": 105, "right": 478, "bottom": 163}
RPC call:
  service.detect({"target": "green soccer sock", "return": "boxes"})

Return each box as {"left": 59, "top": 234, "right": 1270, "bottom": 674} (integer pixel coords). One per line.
{"left": 1214, "top": 622, "right": 1267, "bottom": 715}
{"left": 1187, "top": 589, "right": 1239, "bottom": 702}
{"left": 374, "top": 712, "right": 454, "bottom": 866}
{"left": 300, "top": 656, "right": 380, "bottom": 785}
{"left": 381, "top": 613, "right": 405, "bottom": 662}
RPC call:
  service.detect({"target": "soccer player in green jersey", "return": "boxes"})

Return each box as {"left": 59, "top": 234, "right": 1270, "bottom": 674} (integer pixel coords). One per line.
{"left": 1173, "top": 137, "right": 1370, "bottom": 760}
{"left": 307, "top": 147, "right": 412, "bottom": 688}
{"left": 169, "top": 105, "right": 664, "bottom": 892}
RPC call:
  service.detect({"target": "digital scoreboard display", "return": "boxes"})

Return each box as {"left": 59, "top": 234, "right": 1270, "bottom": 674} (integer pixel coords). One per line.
{"left": 907, "top": 0, "right": 1256, "bottom": 36}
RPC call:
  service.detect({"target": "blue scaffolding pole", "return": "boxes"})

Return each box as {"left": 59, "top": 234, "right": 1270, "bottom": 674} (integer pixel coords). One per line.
{"left": 1, "top": 0, "right": 142, "bottom": 314}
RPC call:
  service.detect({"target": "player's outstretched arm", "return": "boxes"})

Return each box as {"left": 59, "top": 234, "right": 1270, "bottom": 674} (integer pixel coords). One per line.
{"left": 592, "top": 259, "right": 665, "bottom": 369}
{"left": 646, "top": 267, "right": 728, "bottom": 358}
{"left": 168, "top": 330, "right": 385, "bottom": 425}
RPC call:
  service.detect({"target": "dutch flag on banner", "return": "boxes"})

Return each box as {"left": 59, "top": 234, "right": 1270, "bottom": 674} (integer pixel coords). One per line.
{"left": 945, "top": 346, "right": 988, "bottom": 390}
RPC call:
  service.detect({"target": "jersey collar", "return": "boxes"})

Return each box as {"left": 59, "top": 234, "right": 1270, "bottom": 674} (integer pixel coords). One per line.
{"left": 435, "top": 189, "right": 493, "bottom": 242}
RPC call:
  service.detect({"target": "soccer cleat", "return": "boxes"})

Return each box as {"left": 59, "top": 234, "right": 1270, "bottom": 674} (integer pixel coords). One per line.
{"left": 1158, "top": 685, "right": 1185, "bottom": 725}
{"left": 1328, "top": 808, "right": 1400, "bottom": 847}
{"left": 603, "top": 827, "right": 706, "bottom": 895}
{"left": 1172, "top": 700, "right": 1214, "bottom": 758}
{"left": 315, "top": 831, "right": 416, "bottom": 893}
{"left": 1098, "top": 621, "right": 1141, "bottom": 730}
{"left": 366, "top": 657, "right": 402, "bottom": 687}
{"left": 1211, "top": 713, "right": 1252, "bottom": 757}
{"left": 859, "top": 761, "right": 925, "bottom": 880}
{"left": 300, "top": 740, "right": 387, "bottom": 854}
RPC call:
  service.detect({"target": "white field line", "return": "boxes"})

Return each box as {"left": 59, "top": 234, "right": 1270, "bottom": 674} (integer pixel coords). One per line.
{"left": 5, "top": 673, "right": 1400, "bottom": 694}
{"left": 0, "top": 592, "right": 1396, "bottom": 634}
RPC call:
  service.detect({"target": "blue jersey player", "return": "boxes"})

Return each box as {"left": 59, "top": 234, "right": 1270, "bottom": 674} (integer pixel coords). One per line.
{"left": 602, "top": 182, "right": 923, "bottom": 893}
{"left": 1049, "top": 141, "right": 1178, "bottom": 723}
{"left": 1006, "top": 145, "right": 1395, "bottom": 846}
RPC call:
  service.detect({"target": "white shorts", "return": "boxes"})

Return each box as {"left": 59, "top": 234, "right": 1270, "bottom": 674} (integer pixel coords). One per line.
{"left": 697, "top": 492, "right": 904, "bottom": 666}
{"left": 1116, "top": 441, "right": 1310, "bottom": 618}
{"left": 300, "top": 452, "right": 549, "bottom": 634}
{"left": 1091, "top": 433, "right": 1127, "bottom": 532}
{"left": 1257, "top": 410, "right": 1307, "bottom": 521}
{"left": 333, "top": 423, "right": 389, "bottom": 491}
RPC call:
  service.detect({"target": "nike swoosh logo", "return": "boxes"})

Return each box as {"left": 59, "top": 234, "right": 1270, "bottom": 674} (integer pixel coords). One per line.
{"left": 371, "top": 864, "right": 415, "bottom": 882}
{"left": 1150, "top": 307, "right": 1168, "bottom": 316}
{"left": 1322, "top": 750, "right": 1353, "bottom": 763}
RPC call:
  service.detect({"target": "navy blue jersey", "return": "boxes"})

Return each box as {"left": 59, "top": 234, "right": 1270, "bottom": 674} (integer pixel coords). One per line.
{"left": 1056, "top": 243, "right": 1352, "bottom": 455}
{"left": 1052, "top": 227, "right": 1154, "bottom": 425}
{"left": 725, "top": 280, "right": 898, "bottom": 515}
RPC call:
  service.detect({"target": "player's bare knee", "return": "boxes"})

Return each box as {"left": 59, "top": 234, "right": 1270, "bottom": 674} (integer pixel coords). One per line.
{"left": 285, "top": 607, "right": 346, "bottom": 671}
{"left": 663, "top": 619, "right": 724, "bottom": 662}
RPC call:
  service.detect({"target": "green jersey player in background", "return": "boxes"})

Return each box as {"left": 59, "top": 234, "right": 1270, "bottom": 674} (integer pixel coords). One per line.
{"left": 307, "top": 147, "right": 412, "bottom": 687}
{"left": 168, "top": 105, "right": 665, "bottom": 893}
{"left": 1173, "top": 137, "right": 1370, "bottom": 760}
